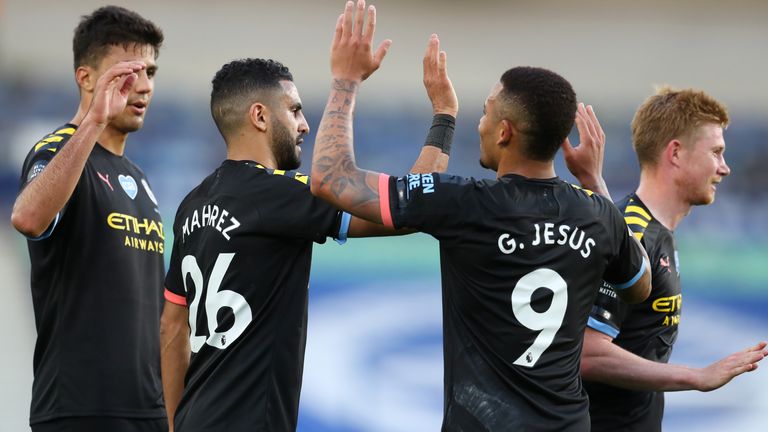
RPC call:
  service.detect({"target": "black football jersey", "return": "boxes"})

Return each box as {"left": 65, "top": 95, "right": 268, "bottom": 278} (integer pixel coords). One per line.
{"left": 585, "top": 193, "right": 681, "bottom": 432}
{"left": 19, "top": 124, "right": 166, "bottom": 424}
{"left": 379, "top": 173, "right": 646, "bottom": 431}
{"left": 164, "top": 160, "right": 348, "bottom": 432}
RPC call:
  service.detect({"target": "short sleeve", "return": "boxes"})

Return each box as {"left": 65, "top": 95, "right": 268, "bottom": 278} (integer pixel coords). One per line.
{"left": 18, "top": 125, "right": 77, "bottom": 240}
{"left": 257, "top": 171, "right": 347, "bottom": 244}
{"left": 587, "top": 280, "right": 631, "bottom": 338}
{"left": 379, "top": 172, "right": 472, "bottom": 235}
{"left": 601, "top": 201, "right": 647, "bottom": 290}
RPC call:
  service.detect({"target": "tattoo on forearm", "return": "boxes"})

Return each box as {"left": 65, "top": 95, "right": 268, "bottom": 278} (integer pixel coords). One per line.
{"left": 312, "top": 84, "right": 382, "bottom": 218}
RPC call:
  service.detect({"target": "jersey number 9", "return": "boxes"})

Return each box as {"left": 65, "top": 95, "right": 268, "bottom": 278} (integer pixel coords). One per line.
{"left": 511, "top": 268, "right": 568, "bottom": 368}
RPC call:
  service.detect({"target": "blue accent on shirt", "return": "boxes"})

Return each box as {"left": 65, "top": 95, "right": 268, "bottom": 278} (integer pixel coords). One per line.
{"left": 587, "top": 316, "right": 620, "bottom": 338}
{"left": 612, "top": 256, "right": 648, "bottom": 290}
{"left": 334, "top": 212, "right": 352, "bottom": 245}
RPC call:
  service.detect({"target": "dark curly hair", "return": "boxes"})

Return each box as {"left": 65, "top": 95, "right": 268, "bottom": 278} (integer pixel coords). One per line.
{"left": 210, "top": 58, "right": 294, "bottom": 137}
{"left": 498, "top": 67, "right": 577, "bottom": 161}
{"left": 73, "top": 5, "right": 163, "bottom": 69}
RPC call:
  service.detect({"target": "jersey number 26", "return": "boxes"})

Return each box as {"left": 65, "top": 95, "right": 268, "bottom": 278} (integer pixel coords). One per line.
{"left": 181, "top": 253, "right": 253, "bottom": 352}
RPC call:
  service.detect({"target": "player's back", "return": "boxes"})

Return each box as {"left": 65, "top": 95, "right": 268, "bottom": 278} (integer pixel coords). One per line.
{"left": 164, "top": 160, "right": 341, "bottom": 431}
{"left": 385, "top": 173, "right": 645, "bottom": 431}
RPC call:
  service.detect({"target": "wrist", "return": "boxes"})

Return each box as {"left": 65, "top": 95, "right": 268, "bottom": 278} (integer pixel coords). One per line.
{"left": 82, "top": 110, "right": 110, "bottom": 129}
{"left": 433, "top": 108, "right": 458, "bottom": 117}
{"left": 424, "top": 114, "right": 455, "bottom": 155}
{"left": 578, "top": 175, "right": 607, "bottom": 193}
{"left": 331, "top": 77, "right": 362, "bottom": 91}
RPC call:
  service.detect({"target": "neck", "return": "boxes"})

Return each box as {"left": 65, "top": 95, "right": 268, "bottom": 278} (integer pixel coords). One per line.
{"left": 225, "top": 133, "right": 276, "bottom": 168}
{"left": 635, "top": 168, "right": 690, "bottom": 230}
{"left": 71, "top": 101, "right": 128, "bottom": 156}
{"left": 496, "top": 151, "right": 556, "bottom": 179}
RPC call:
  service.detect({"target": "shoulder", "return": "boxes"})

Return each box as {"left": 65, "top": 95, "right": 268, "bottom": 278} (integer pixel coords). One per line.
{"left": 559, "top": 181, "right": 614, "bottom": 211}
{"left": 25, "top": 124, "right": 77, "bottom": 160}
{"left": 616, "top": 195, "right": 654, "bottom": 244}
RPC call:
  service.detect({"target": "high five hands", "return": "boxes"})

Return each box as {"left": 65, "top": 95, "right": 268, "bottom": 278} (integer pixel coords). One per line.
{"left": 331, "top": 0, "right": 391, "bottom": 83}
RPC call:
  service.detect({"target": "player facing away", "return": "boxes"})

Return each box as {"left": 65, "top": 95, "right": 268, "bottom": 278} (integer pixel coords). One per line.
{"left": 159, "top": 46, "right": 457, "bottom": 431}
{"left": 10, "top": 6, "right": 167, "bottom": 432}
{"left": 581, "top": 87, "right": 768, "bottom": 432}
{"left": 310, "top": 1, "right": 652, "bottom": 430}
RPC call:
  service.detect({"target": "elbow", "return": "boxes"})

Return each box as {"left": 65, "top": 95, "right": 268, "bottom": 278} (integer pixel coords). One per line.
{"left": 309, "top": 174, "right": 325, "bottom": 198}
{"left": 309, "top": 171, "right": 333, "bottom": 202}
{"left": 10, "top": 206, "right": 47, "bottom": 238}
{"left": 160, "top": 313, "right": 183, "bottom": 339}
{"left": 580, "top": 356, "right": 597, "bottom": 381}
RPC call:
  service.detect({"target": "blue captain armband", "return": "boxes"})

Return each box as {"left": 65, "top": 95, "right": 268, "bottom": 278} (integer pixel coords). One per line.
{"left": 334, "top": 212, "right": 352, "bottom": 245}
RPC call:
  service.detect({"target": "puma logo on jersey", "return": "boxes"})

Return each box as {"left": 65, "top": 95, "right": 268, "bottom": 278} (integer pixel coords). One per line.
{"left": 659, "top": 255, "right": 671, "bottom": 272}
{"left": 97, "top": 172, "right": 114, "bottom": 191}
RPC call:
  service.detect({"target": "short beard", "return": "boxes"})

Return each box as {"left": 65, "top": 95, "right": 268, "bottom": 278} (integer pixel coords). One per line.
{"left": 270, "top": 118, "right": 301, "bottom": 170}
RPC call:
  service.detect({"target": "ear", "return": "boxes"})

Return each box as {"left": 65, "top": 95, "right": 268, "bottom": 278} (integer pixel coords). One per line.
{"left": 663, "top": 139, "right": 684, "bottom": 168}
{"left": 248, "top": 102, "right": 269, "bottom": 132}
{"left": 75, "top": 65, "right": 96, "bottom": 92}
{"left": 497, "top": 119, "right": 514, "bottom": 147}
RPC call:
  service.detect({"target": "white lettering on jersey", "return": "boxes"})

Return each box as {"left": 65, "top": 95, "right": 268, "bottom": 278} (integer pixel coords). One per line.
{"left": 498, "top": 222, "right": 596, "bottom": 258}
{"left": 406, "top": 173, "right": 435, "bottom": 194}
{"left": 182, "top": 204, "right": 241, "bottom": 243}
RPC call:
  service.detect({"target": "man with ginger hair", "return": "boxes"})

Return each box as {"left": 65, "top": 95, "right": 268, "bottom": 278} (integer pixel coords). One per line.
{"left": 581, "top": 86, "right": 768, "bottom": 432}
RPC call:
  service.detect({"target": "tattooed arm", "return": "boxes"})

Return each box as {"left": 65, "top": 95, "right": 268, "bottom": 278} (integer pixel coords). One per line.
{"left": 310, "top": 0, "right": 391, "bottom": 223}
{"left": 312, "top": 78, "right": 385, "bottom": 223}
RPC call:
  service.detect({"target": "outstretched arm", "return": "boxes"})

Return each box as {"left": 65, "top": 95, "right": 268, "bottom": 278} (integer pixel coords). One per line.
{"left": 581, "top": 328, "right": 767, "bottom": 392}
{"left": 346, "top": 32, "right": 458, "bottom": 237}
{"left": 311, "top": 0, "right": 392, "bottom": 224}
{"left": 11, "top": 61, "right": 145, "bottom": 237}
{"left": 409, "top": 33, "right": 458, "bottom": 174}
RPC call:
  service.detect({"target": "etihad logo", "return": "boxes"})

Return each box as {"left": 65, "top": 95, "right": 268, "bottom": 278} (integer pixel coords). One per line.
{"left": 652, "top": 294, "right": 682, "bottom": 326}
{"left": 107, "top": 212, "right": 165, "bottom": 255}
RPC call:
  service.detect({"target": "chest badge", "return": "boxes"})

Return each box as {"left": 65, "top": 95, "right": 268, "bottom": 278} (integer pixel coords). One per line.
{"left": 118, "top": 174, "right": 138, "bottom": 200}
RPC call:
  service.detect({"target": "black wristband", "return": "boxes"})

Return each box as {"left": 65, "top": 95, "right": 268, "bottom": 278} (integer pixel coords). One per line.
{"left": 424, "top": 113, "right": 455, "bottom": 155}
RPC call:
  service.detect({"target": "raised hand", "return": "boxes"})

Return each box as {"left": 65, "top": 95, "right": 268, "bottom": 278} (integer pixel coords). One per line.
{"left": 695, "top": 341, "right": 767, "bottom": 392}
{"left": 423, "top": 34, "right": 458, "bottom": 117}
{"left": 561, "top": 103, "right": 609, "bottom": 197}
{"left": 86, "top": 61, "right": 145, "bottom": 126}
{"left": 331, "top": 0, "right": 391, "bottom": 82}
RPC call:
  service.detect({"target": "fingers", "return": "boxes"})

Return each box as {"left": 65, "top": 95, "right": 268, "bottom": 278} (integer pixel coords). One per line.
{"left": 585, "top": 105, "right": 605, "bottom": 142}
{"left": 744, "top": 341, "right": 768, "bottom": 353}
{"left": 355, "top": 0, "right": 366, "bottom": 37}
{"left": 373, "top": 39, "right": 392, "bottom": 67}
{"left": 342, "top": 1, "right": 354, "bottom": 39}
{"left": 334, "top": 14, "right": 344, "bottom": 45}
{"left": 573, "top": 106, "right": 589, "bottom": 145}
{"left": 423, "top": 34, "right": 437, "bottom": 68}
{"left": 439, "top": 50, "right": 448, "bottom": 78}
{"left": 423, "top": 34, "right": 438, "bottom": 79}
{"left": 365, "top": 4, "right": 376, "bottom": 42}
{"left": 95, "top": 61, "right": 144, "bottom": 96}
{"left": 118, "top": 73, "right": 138, "bottom": 95}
